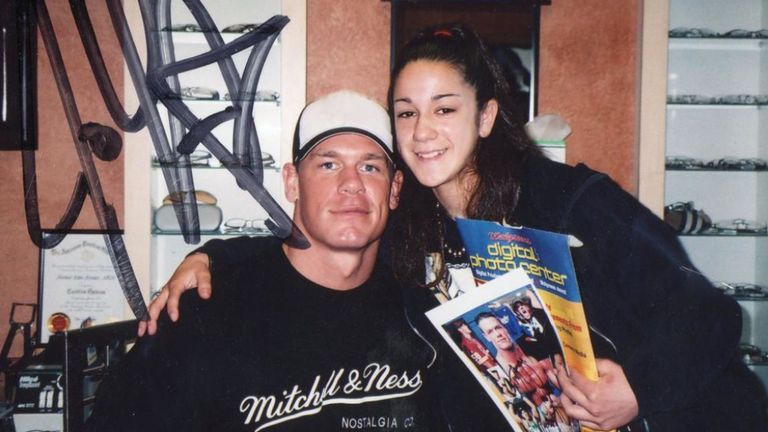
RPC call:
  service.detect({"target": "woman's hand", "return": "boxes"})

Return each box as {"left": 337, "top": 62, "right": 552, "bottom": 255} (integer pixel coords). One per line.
{"left": 548, "top": 358, "right": 639, "bottom": 431}
{"left": 137, "top": 253, "right": 212, "bottom": 336}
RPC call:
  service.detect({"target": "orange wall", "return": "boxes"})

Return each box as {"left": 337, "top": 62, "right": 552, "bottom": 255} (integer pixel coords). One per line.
{"left": 0, "top": 0, "right": 124, "bottom": 364}
{"left": 306, "top": 0, "right": 391, "bottom": 104}
{"left": 0, "top": 0, "right": 642, "bottom": 367}
{"left": 540, "top": 0, "right": 641, "bottom": 193}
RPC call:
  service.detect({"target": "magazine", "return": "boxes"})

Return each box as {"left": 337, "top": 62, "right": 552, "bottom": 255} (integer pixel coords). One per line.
{"left": 454, "top": 218, "right": 598, "bottom": 383}
{"left": 426, "top": 269, "right": 580, "bottom": 432}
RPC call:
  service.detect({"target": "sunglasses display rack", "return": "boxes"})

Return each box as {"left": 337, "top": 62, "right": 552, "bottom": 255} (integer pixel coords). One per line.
{"left": 122, "top": 0, "right": 306, "bottom": 298}
{"left": 664, "top": 0, "right": 768, "bottom": 390}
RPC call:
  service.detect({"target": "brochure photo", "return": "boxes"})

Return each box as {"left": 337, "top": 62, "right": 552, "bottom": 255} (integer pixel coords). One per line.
{"left": 455, "top": 218, "right": 598, "bottom": 383}
{"left": 426, "top": 269, "right": 580, "bottom": 432}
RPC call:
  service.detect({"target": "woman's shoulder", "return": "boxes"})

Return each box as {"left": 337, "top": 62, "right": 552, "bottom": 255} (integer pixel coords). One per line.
{"left": 522, "top": 155, "right": 606, "bottom": 193}
{"left": 518, "top": 155, "right": 664, "bottom": 239}
{"left": 515, "top": 155, "right": 610, "bottom": 227}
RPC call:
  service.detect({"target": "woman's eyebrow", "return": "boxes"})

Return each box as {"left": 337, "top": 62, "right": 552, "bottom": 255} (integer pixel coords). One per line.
{"left": 394, "top": 93, "right": 460, "bottom": 104}
{"left": 433, "top": 93, "right": 460, "bottom": 101}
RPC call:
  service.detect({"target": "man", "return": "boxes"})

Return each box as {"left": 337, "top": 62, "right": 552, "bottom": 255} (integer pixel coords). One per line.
{"left": 510, "top": 298, "right": 561, "bottom": 361}
{"left": 453, "top": 320, "right": 510, "bottom": 390}
{"left": 455, "top": 320, "right": 497, "bottom": 370}
{"left": 85, "top": 91, "right": 443, "bottom": 431}
{"left": 475, "top": 312, "right": 551, "bottom": 397}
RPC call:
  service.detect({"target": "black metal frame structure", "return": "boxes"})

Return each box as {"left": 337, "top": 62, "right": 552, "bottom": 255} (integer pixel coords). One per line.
{"left": 0, "top": 0, "right": 37, "bottom": 151}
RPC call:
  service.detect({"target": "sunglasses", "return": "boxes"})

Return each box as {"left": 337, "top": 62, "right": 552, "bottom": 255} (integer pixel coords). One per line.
{"left": 223, "top": 218, "right": 269, "bottom": 234}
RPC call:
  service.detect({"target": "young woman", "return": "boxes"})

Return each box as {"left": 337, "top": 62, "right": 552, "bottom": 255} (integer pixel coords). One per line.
{"left": 142, "top": 24, "right": 767, "bottom": 431}
{"left": 387, "top": 24, "right": 541, "bottom": 301}
{"left": 386, "top": 24, "right": 765, "bottom": 431}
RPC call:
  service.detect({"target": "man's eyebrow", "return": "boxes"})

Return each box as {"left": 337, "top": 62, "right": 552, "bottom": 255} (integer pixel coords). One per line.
{"left": 362, "top": 153, "right": 387, "bottom": 161}
{"left": 308, "top": 150, "right": 388, "bottom": 163}
{"left": 308, "top": 150, "right": 339, "bottom": 159}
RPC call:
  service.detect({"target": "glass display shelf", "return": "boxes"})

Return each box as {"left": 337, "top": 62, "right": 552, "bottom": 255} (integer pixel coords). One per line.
{"left": 155, "top": 30, "right": 281, "bottom": 45}
{"left": 667, "top": 103, "right": 768, "bottom": 109}
{"left": 664, "top": 0, "right": 768, "bottom": 396}
{"left": 151, "top": 162, "right": 280, "bottom": 171}
{"left": 669, "top": 36, "right": 768, "bottom": 40}
{"left": 678, "top": 231, "right": 768, "bottom": 237}
{"left": 668, "top": 38, "right": 767, "bottom": 50}
{"left": 732, "top": 296, "right": 768, "bottom": 302}
{"left": 178, "top": 98, "right": 280, "bottom": 105}
{"left": 665, "top": 167, "right": 768, "bottom": 172}
{"left": 151, "top": 229, "right": 272, "bottom": 237}
{"left": 719, "top": 283, "right": 768, "bottom": 302}
{"left": 742, "top": 343, "right": 768, "bottom": 366}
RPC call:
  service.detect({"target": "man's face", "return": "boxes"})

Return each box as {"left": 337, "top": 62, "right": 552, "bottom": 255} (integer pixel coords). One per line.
{"left": 478, "top": 316, "right": 514, "bottom": 351}
{"left": 284, "top": 134, "right": 402, "bottom": 253}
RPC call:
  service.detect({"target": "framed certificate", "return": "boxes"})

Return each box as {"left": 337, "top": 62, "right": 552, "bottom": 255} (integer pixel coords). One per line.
{"left": 38, "top": 231, "right": 130, "bottom": 343}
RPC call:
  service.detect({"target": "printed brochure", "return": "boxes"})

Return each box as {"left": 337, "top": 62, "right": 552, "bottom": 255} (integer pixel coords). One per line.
{"left": 425, "top": 218, "right": 608, "bottom": 431}
{"left": 426, "top": 269, "right": 580, "bottom": 432}
{"left": 454, "top": 218, "right": 598, "bottom": 383}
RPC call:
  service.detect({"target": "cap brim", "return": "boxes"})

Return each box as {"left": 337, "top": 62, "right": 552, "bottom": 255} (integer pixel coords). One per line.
{"left": 294, "top": 127, "right": 395, "bottom": 164}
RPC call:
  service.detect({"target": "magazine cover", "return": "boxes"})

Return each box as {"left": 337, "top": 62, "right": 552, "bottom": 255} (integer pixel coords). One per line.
{"left": 454, "top": 218, "right": 598, "bottom": 384}
{"left": 426, "top": 269, "right": 580, "bottom": 432}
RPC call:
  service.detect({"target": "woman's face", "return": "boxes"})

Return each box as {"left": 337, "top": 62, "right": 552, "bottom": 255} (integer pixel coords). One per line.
{"left": 392, "top": 60, "right": 497, "bottom": 193}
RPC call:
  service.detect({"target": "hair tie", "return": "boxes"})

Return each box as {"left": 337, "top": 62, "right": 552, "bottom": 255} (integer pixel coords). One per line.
{"left": 433, "top": 29, "right": 452, "bottom": 37}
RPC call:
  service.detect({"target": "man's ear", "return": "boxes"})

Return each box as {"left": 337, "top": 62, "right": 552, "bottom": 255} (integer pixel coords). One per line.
{"left": 389, "top": 170, "right": 404, "bottom": 210}
{"left": 283, "top": 162, "right": 299, "bottom": 203}
{"left": 478, "top": 99, "right": 499, "bottom": 138}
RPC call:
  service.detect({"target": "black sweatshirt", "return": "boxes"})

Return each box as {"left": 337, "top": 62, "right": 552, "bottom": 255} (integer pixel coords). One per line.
{"left": 85, "top": 237, "right": 445, "bottom": 432}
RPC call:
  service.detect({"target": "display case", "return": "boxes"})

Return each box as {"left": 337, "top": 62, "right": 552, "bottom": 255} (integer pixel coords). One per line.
{"left": 123, "top": 0, "right": 306, "bottom": 297}
{"left": 665, "top": 0, "right": 768, "bottom": 387}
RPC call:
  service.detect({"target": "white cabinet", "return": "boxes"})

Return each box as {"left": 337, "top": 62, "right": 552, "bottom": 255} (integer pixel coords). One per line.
{"left": 124, "top": 0, "right": 306, "bottom": 297}
{"left": 665, "top": 0, "right": 768, "bottom": 385}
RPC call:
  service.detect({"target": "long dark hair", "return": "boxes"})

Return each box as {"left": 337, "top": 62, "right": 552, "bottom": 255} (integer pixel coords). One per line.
{"left": 388, "top": 23, "right": 542, "bottom": 288}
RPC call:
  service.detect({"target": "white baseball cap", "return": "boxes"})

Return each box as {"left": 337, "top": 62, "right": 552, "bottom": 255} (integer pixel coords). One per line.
{"left": 292, "top": 90, "right": 394, "bottom": 165}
